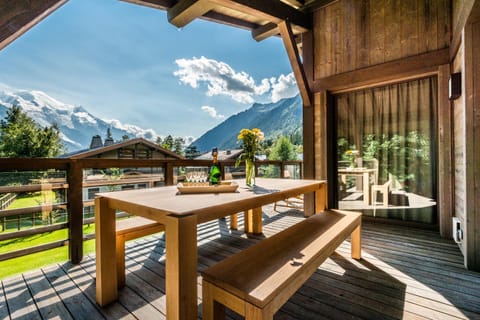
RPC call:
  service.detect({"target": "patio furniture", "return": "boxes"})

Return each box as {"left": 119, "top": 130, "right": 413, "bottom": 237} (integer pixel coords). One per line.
{"left": 338, "top": 167, "right": 377, "bottom": 205}
{"left": 201, "top": 209, "right": 362, "bottom": 319}
{"left": 115, "top": 216, "right": 164, "bottom": 288}
{"left": 95, "top": 178, "right": 327, "bottom": 320}
{"left": 371, "top": 180, "right": 391, "bottom": 208}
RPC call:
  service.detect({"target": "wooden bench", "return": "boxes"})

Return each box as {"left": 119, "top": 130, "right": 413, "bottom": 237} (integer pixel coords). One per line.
{"left": 201, "top": 209, "right": 362, "bottom": 319}
{"left": 115, "top": 216, "right": 164, "bottom": 288}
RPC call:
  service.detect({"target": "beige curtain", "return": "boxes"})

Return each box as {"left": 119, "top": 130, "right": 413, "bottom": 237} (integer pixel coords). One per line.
{"left": 336, "top": 77, "right": 437, "bottom": 221}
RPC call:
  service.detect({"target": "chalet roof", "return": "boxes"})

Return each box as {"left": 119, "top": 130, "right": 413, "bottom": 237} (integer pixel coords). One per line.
{"left": 195, "top": 149, "right": 243, "bottom": 160}
{"left": 60, "top": 137, "right": 185, "bottom": 159}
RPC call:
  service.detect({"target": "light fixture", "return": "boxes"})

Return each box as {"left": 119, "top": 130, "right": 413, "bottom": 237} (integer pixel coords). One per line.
{"left": 449, "top": 72, "right": 461, "bottom": 100}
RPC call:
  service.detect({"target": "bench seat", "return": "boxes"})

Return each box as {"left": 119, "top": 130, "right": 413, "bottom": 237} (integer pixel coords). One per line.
{"left": 116, "top": 216, "right": 164, "bottom": 288}
{"left": 201, "top": 209, "right": 361, "bottom": 319}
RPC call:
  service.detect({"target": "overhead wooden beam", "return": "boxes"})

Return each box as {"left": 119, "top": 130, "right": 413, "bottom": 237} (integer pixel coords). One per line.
{"left": 121, "top": 0, "right": 173, "bottom": 10}
{"left": 252, "top": 22, "right": 278, "bottom": 41}
{"left": 312, "top": 48, "right": 450, "bottom": 93}
{"left": 168, "top": 0, "right": 214, "bottom": 27}
{"left": 278, "top": 20, "right": 311, "bottom": 107}
{"left": 208, "top": 0, "right": 311, "bottom": 31}
{"left": 450, "top": 0, "right": 476, "bottom": 59}
{"left": 0, "top": 0, "right": 67, "bottom": 51}
{"left": 280, "top": 0, "right": 305, "bottom": 9}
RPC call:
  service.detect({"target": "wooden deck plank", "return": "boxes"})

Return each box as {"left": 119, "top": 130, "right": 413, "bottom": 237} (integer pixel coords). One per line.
{"left": 58, "top": 259, "right": 136, "bottom": 320}
{"left": 42, "top": 264, "right": 104, "bottom": 320}
{"left": 2, "top": 275, "right": 41, "bottom": 319}
{"left": 23, "top": 270, "right": 74, "bottom": 320}
{"left": 1, "top": 205, "right": 480, "bottom": 320}
{"left": 0, "top": 280, "right": 10, "bottom": 320}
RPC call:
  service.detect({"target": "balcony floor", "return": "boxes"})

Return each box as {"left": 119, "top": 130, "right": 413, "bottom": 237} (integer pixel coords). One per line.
{"left": 1, "top": 205, "right": 480, "bottom": 319}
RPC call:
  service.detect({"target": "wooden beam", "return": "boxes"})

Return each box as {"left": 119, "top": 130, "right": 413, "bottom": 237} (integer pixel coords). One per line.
{"left": 437, "top": 64, "right": 453, "bottom": 239}
{"left": 120, "top": 0, "right": 173, "bottom": 10}
{"left": 167, "top": 0, "right": 214, "bottom": 27}
{"left": 0, "top": 0, "right": 67, "bottom": 51}
{"left": 278, "top": 20, "right": 311, "bottom": 107}
{"left": 450, "top": 0, "right": 476, "bottom": 59}
{"left": 252, "top": 22, "right": 278, "bottom": 41}
{"left": 312, "top": 48, "right": 450, "bottom": 93}
{"left": 208, "top": 0, "right": 311, "bottom": 31}
{"left": 281, "top": 0, "right": 305, "bottom": 8}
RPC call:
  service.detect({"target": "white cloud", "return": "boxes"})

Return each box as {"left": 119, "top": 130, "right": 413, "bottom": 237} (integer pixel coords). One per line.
{"left": 174, "top": 56, "right": 270, "bottom": 104}
{"left": 270, "top": 72, "right": 299, "bottom": 102}
{"left": 201, "top": 105, "right": 225, "bottom": 120}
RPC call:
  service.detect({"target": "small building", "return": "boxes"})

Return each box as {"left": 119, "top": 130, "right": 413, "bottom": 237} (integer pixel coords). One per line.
{"left": 195, "top": 149, "right": 243, "bottom": 161}
{"left": 59, "top": 137, "right": 184, "bottom": 219}
{"left": 60, "top": 136, "right": 184, "bottom": 160}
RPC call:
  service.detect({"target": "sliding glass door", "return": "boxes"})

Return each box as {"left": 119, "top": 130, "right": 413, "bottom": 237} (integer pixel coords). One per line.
{"left": 335, "top": 77, "right": 437, "bottom": 224}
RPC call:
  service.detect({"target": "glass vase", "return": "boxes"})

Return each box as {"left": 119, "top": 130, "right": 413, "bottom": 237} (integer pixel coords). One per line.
{"left": 245, "top": 159, "right": 255, "bottom": 187}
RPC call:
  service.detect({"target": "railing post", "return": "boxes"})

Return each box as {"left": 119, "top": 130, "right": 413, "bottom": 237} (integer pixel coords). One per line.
{"left": 280, "top": 162, "right": 285, "bottom": 178}
{"left": 68, "top": 159, "right": 84, "bottom": 264}
{"left": 165, "top": 162, "right": 174, "bottom": 186}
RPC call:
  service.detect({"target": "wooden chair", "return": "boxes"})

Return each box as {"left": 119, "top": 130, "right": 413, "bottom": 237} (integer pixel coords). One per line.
{"left": 371, "top": 180, "right": 391, "bottom": 215}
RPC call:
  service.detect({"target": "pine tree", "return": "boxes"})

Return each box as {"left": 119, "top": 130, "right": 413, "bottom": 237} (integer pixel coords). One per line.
{"left": 0, "top": 106, "right": 63, "bottom": 157}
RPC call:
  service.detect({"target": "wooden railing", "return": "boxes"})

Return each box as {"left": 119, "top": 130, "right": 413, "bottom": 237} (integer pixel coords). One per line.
{"left": 0, "top": 158, "right": 303, "bottom": 263}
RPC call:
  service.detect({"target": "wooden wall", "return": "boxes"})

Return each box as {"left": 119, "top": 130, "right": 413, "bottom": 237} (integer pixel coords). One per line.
{"left": 312, "top": 0, "right": 451, "bottom": 79}
{"left": 452, "top": 41, "right": 466, "bottom": 256}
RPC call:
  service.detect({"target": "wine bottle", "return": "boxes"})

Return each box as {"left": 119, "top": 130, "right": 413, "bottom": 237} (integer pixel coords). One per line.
{"left": 209, "top": 148, "right": 221, "bottom": 185}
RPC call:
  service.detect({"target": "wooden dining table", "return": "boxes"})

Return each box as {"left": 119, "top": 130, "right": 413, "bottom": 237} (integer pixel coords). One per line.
{"left": 94, "top": 178, "right": 327, "bottom": 320}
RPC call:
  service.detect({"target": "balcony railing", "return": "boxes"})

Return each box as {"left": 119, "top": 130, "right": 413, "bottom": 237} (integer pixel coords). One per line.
{"left": 0, "top": 158, "right": 303, "bottom": 263}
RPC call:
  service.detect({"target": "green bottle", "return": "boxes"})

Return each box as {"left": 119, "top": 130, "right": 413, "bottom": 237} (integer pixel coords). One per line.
{"left": 209, "top": 148, "right": 221, "bottom": 185}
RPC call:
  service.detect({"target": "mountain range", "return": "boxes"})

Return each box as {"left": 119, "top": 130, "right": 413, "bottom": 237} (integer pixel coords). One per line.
{"left": 0, "top": 87, "right": 161, "bottom": 152}
{"left": 0, "top": 85, "right": 301, "bottom": 154}
{"left": 190, "top": 95, "right": 302, "bottom": 152}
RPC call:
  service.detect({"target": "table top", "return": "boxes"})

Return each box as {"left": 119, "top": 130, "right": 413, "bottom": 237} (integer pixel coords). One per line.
{"left": 96, "top": 178, "right": 326, "bottom": 223}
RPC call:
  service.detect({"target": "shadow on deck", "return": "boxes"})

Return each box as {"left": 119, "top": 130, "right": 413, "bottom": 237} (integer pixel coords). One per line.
{"left": 1, "top": 205, "right": 479, "bottom": 319}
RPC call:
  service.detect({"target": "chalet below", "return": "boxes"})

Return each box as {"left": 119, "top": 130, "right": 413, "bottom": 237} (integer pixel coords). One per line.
{"left": 60, "top": 136, "right": 184, "bottom": 160}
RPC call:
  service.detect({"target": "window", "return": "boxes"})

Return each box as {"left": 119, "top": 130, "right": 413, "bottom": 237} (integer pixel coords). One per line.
{"left": 335, "top": 77, "right": 437, "bottom": 224}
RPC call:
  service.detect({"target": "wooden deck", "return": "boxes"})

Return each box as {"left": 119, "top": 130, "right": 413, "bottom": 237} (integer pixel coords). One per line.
{"left": 1, "top": 205, "right": 479, "bottom": 320}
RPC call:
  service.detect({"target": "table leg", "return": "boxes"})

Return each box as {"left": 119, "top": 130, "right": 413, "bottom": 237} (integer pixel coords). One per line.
{"left": 95, "top": 197, "right": 117, "bottom": 306}
{"left": 230, "top": 213, "right": 238, "bottom": 230}
{"left": 244, "top": 208, "right": 262, "bottom": 234}
{"left": 363, "top": 172, "right": 370, "bottom": 205}
{"left": 165, "top": 214, "right": 198, "bottom": 320}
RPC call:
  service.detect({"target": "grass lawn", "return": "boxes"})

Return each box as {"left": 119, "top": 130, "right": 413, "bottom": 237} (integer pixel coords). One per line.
{"left": 0, "top": 239, "right": 95, "bottom": 279}
{"left": 0, "top": 225, "right": 96, "bottom": 279}
{"left": 8, "top": 191, "right": 56, "bottom": 209}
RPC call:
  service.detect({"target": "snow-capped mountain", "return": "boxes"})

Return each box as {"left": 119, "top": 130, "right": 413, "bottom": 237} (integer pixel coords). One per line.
{"left": 0, "top": 86, "right": 159, "bottom": 152}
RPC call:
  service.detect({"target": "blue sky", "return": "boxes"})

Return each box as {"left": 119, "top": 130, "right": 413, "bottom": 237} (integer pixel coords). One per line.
{"left": 0, "top": 0, "right": 297, "bottom": 138}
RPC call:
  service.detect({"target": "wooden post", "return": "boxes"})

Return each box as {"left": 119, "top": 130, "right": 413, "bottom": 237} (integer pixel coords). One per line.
{"left": 68, "top": 160, "right": 83, "bottom": 264}
{"left": 165, "top": 162, "right": 174, "bottom": 186}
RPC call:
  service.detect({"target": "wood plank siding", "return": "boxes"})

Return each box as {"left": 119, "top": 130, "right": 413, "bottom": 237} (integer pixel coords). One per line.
{"left": 312, "top": 0, "right": 451, "bottom": 79}
{"left": 1, "top": 205, "right": 479, "bottom": 319}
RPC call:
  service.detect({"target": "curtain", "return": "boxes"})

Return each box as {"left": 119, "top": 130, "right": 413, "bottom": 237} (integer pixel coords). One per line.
{"left": 335, "top": 77, "right": 437, "bottom": 223}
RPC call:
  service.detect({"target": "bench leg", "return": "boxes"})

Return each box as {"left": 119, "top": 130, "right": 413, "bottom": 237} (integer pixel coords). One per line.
{"left": 351, "top": 223, "right": 362, "bottom": 260}
{"left": 202, "top": 281, "right": 226, "bottom": 320}
{"left": 245, "top": 303, "right": 273, "bottom": 320}
{"left": 230, "top": 214, "right": 238, "bottom": 230}
{"left": 116, "top": 235, "right": 126, "bottom": 288}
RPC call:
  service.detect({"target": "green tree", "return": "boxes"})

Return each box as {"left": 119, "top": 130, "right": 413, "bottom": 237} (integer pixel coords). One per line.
{"left": 122, "top": 134, "right": 130, "bottom": 141}
{"left": 161, "top": 135, "right": 174, "bottom": 150}
{"left": 184, "top": 145, "right": 201, "bottom": 159}
{"left": 269, "top": 136, "right": 296, "bottom": 161}
{"left": 0, "top": 106, "right": 63, "bottom": 157}
{"left": 173, "top": 137, "right": 185, "bottom": 155}
{"left": 106, "top": 127, "right": 113, "bottom": 139}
